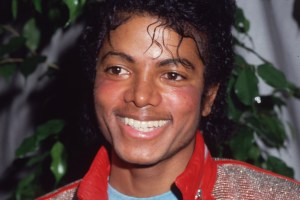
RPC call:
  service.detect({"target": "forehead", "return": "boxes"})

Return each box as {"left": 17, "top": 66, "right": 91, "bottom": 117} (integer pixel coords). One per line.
{"left": 99, "top": 15, "right": 202, "bottom": 62}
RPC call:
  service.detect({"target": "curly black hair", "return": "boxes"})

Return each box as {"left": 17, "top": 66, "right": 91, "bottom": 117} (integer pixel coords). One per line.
{"left": 80, "top": 0, "right": 236, "bottom": 147}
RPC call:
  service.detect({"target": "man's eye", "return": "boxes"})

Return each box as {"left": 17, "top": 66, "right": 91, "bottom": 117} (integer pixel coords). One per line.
{"left": 162, "top": 72, "right": 186, "bottom": 81}
{"left": 105, "top": 66, "right": 129, "bottom": 75}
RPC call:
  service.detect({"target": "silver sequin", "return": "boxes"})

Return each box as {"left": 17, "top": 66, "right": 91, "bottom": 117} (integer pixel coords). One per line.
{"left": 213, "top": 163, "right": 300, "bottom": 200}
{"left": 195, "top": 189, "right": 202, "bottom": 199}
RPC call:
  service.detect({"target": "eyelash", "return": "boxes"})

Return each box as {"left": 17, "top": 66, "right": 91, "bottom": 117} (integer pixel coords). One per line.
{"left": 103, "top": 66, "right": 186, "bottom": 82}
{"left": 104, "top": 66, "right": 130, "bottom": 76}
{"left": 162, "top": 72, "right": 186, "bottom": 81}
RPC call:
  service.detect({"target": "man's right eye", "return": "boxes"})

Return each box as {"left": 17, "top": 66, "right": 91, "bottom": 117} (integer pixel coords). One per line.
{"left": 104, "top": 66, "right": 130, "bottom": 76}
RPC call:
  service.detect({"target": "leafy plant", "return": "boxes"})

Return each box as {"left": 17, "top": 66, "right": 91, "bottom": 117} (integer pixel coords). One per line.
{"left": 0, "top": 0, "right": 88, "bottom": 199}
{"left": 13, "top": 120, "right": 66, "bottom": 199}
{"left": 223, "top": 7, "right": 300, "bottom": 178}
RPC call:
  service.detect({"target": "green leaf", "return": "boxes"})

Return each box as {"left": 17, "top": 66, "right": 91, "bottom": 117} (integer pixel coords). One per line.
{"left": 50, "top": 141, "right": 67, "bottom": 183}
{"left": 248, "top": 144, "right": 261, "bottom": 161}
{"left": 265, "top": 156, "right": 294, "bottom": 178}
{"left": 16, "top": 136, "right": 38, "bottom": 158}
{"left": 20, "top": 55, "right": 46, "bottom": 77}
{"left": 227, "top": 93, "right": 242, "bottom": 121}
{"left": 15, "top": 173, "right": 35, "bottom": 200}
{"left": 234, "top": 7, "right": 250, "bottom": 33}
{"left": 257, "top": 63, "right": 289, "bottom": 90}
{"left": 16, "top": 173, "right": 35, "bottom": 190}
{"left": 287, "top": 83, "right": 300, "bottom": 99}
{"left": 33, "top": 0, "right": 42, "bottom": 13}
{"left": 36, "top": 119, "right": 65, "bottom": 143}
{"left": 0, "top": 64, "right": 17, "bottom": 80}
{"left": 235, "top": 66, "right": 259, "bottom": 105}
{"left": 26, "top": 152, "right": 49, "bottom": 167}
{"left": 234, "top": 54, "right": 249, "bottom": 69}
{"left": 23, "top": 18, "right": 41, "bottom": 52}
{"left": 248, "top": 114, "right": 286, "bottom": 148}
{"left": 229, "top": 128, "right": 254, "bottom": 161}
{"left": 0, "top": 37, "right": 26, "bottom": 56}
{"left": 63, "top": 0, "right": 86, "bottom": 24}
{"left": 12, "top": 0, "right": 18, "bottom": 19}
{"left": 227, "top": 77, "right": 243, "bottom": 121}
{"left": 16, "top": 120, "right": 64, "bottom": 158}
{"left": 48, "top": 8, "right": 61, "bottom": 22}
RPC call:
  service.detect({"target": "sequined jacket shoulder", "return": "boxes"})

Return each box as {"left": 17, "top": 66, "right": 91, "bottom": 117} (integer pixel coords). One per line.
{"left": 212, "top": 159, "right": 300, "bottom": 200}
{"left": 36, "top": 180, "right": 79, "bottom": 200}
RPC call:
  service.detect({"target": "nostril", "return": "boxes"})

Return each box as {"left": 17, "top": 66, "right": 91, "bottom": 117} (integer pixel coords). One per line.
{"left": 124, "top": 81, "right": 162, "bottom": 107}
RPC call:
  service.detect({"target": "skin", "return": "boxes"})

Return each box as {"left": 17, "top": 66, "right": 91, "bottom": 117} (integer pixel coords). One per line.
{"left": 94, "top": 15, "right": 218, "bottom": 197}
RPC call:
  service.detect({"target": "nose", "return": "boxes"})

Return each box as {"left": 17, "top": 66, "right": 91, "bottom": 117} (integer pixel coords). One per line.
{"left": 124, "top": 76, "right": 162, "bottom": 108}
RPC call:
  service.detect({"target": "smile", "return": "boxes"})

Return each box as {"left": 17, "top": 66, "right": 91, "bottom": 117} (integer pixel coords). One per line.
{"left": 120, "top": 117, "right": 169, "bottom": 132}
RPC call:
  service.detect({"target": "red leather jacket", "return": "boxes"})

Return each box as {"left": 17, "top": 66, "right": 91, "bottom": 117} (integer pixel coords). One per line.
{"left": 37, "top": 132, "right": 300, "bottom": 200}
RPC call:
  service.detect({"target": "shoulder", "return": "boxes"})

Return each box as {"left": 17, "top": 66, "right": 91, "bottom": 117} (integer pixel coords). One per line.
{"left": 212, "top": 159, "right": 300, "bottom": 199}
{"left": 35, "top": 180, "right": 81, "bottom": 200}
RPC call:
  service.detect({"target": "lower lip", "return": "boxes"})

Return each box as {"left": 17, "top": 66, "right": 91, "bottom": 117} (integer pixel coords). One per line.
{"left": 118, "top": 119, "right": 169, "bottom": 140}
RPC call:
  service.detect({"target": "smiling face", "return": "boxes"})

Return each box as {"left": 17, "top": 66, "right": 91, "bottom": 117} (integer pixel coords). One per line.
{"left": 94, "top": 15, "right": 218, "bottom": 166}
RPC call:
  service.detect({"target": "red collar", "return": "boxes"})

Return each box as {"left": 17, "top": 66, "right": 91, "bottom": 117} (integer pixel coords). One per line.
{"left": 77, "top": 131, "right": 217, "bottom": 200}
{"left": 175, "top": 132, "right": 217, "bottom": 200}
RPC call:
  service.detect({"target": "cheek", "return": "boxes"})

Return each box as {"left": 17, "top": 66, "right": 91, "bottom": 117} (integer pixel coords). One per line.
{"left": 94, "top": 78, "right": 122, "bottom": 140}
{"left": 164, "top": 86, "right": 202, "bottom": 113}
{"left": 94, "top": 77, "right": 121, "bottom": 109}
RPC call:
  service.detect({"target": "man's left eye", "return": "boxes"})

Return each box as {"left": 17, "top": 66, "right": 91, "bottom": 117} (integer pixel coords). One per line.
{"left": 162, "top": 72, "right": 186, "bottom": 81}
{"left": 105, "top": 66, "right": 129, "bottom": 75}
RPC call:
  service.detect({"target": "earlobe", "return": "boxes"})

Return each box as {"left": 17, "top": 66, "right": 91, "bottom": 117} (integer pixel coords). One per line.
{"left": 201, "top": 84, "right": 219, "bottom": 117}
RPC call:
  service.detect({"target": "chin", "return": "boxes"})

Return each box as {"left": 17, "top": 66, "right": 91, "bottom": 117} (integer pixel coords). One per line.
{"left": 117, "top": 150, "right": 164, "bottom": 167}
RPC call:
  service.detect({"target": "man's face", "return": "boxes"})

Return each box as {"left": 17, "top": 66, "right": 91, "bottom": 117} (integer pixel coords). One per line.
{"left": 94, "top": 15, "right": 217, "bottom": 166}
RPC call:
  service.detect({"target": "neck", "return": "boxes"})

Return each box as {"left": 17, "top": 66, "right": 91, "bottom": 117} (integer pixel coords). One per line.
{"left": 109, "top": 142, "right": 195, "bottom": 198}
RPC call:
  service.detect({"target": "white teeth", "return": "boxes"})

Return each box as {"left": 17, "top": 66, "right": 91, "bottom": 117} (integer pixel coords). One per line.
{"left": 129, "top": 118, "right": 134, "bottom": 126}
{"left": 140, "top": 121, "right": 147, "bottom": 128}
{"left": 148, "top": 121, "right": 154, "bottom": 127}
{"left": 122, "top": 117, "right": 169, "bottom": 132}
{"left": 134, "top": 121, "right": 141, "bottom": 128}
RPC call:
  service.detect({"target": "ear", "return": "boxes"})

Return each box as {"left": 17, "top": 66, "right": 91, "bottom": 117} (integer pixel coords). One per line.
{"left": 201, "top": 84, "right": 219, "bottom": 117}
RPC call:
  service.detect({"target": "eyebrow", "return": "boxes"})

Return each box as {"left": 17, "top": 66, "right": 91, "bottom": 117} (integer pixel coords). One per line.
{"left": 100, "top": 51, "right": 195, "bottom": 70}
{"left": 159, "top": 58, "right": 195, "bottom": 70}
{"left": 101, "top": 51, "right": 134, "bottom": 63}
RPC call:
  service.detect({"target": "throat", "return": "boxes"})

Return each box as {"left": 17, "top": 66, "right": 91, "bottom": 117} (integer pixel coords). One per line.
{"left": 109, "top": 157, "right": 170, "bottom": 197}
{"left": 109, "top": 149, "right": 192, "bottom": 198}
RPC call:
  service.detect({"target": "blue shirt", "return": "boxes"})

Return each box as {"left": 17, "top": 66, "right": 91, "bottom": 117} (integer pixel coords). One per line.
{"left": 108, "top": 184, "right": 179, "bottom": 200}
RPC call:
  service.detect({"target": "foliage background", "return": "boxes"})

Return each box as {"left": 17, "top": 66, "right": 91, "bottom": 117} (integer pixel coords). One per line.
{"left": 0, "top": 0, "right": 299, "bottom": 199}
{"left": 0, "top": 0, "right": 99, "bottom": 199}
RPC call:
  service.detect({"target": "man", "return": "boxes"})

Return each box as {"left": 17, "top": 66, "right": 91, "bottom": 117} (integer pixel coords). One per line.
{"left": 37, "top": 0, "right": 300, "bottom": 199}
